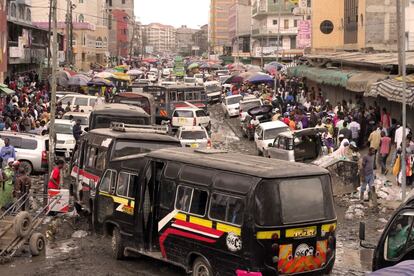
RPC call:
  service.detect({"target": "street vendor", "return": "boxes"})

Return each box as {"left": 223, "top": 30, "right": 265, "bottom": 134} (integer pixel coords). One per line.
{"left": 0, "top": 158, "right": 14, "bottom": 210}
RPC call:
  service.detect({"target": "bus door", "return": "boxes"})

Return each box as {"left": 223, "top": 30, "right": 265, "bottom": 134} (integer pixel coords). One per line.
{"left": 138, "top": 160, "right": 166, "bottom": 251}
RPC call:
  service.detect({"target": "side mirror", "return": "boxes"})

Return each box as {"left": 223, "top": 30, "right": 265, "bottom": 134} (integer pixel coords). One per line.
{"left": 268, "top": 143, "right": 273, "bottom": 147}
{"left": 359, "top": 222, "right": 366, "bottom": 241}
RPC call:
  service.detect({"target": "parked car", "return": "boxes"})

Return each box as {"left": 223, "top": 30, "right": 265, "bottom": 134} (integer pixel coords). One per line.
{"left": 204, "top": 80, "right": 222, "bottom": 103}
{"left": 266, "top": 127, "right": 327, "bottom": 162}
{"left": 215, "top": 69, "right": 230, "bottom": 76}
{"left": 58, "top": 94, "right": 97, "bottom": 113}
{"left": 222, "top": 94, "right": 243, "bottom": 117}
{"left": 0, "top": 132, "right": 48, "bottom": 174}
{"left": 183, "top": 77, "right": 197, "bottom": 86}
{"left": 162, "top": 68, "right": 171, "bottom": 77}
{"left": 176, "top": 126, "right": 211, "bottom": 149}
{"left": 61, "top": 112, "right": 90, "bottom": 130}
{"left": 254, "top": 120, "right": 289, "bottom": 156}
{"left": 193, "top": 73, "right": 205, "bottom": 85}
{"left": 239, "top": 96, "right": 262, "bottom": 122}
{"left": 53, "top": 119, "right": 77, "bottom": 158}
{"left": 147, "top": 72, "right": 158, "bottom": 82}
{"left": 171, "top": 107, "right": 211, "bottom": 130}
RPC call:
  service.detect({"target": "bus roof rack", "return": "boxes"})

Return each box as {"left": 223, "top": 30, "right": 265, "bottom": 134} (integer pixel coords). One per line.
{"left": 110, "top": 122, "right": 169, "bottom": 134}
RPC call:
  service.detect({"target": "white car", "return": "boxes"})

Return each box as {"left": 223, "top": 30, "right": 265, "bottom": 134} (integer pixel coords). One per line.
{"left": 176, "top": 126, "right": 211, "bottom": 149}
{"left": 254, "top": 121, "right": 289, "bottom": 156}
{"left": 61, "top": 111, "right": 90, "bottom": 130}
{"left": 183, "top": 77, "right": 197, "bottom": 86}
{"left": 222, "top": 95, "right": 243, "bottom": 117}
{"left": 194, "top": 74, "right": 204, "bottom": 85}
{"left": 204, "top": 81, "right": 222, "bottom": 103}
{"left": 162, "top": 68, "right": 171, "bottom": 77}
{"left": 54, "top": 119, "right": 77, "bottom": 158}
{"left": 59, "top": 94, "right": 97, "bottom": 113}
{"left": 239, "top": 97, "right": 263, "bottom": 122}
{"left": 171, "top": 108, "right": 211, "bottom": 130}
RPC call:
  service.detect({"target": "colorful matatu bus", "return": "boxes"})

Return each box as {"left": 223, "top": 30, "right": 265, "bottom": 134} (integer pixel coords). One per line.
{"left": 94, "top": 148, "right": 337, "bottom": 276}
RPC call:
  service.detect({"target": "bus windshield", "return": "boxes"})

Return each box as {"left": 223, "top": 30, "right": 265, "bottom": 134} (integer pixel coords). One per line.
{"left": 255, "top": 175, "right": 335, "bottom": 226}
{"left": 93, "top": 116, "right": 149, "bottom": 129}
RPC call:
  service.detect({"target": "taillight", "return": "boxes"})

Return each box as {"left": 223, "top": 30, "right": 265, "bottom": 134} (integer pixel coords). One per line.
{"left": 207, "top": 139, "right": 212, "bottom": 148}
{"left": 42, "top": 150, "right": 47, "bottom": 163}
{"left": 193, "top": 117, "right": 196, "bottom": 126}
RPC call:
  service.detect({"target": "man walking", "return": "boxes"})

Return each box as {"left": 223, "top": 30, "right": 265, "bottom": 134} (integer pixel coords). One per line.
{"left": 368, "top": 126, "right": 381, "bottom": 170}
{"left": 0, "top": 138, "right": 16, "bottom": 168}
{"left": 48, "top": 160, "right": 65, "bottom": 190}
{"left": 379, "top": 131, "right": 391, "bottom": 175}
{"left": 361, "top": 147, "right": 376, "bottom": 201}
{"left": 73, "top": 119, "right": 83, "bottom": 142}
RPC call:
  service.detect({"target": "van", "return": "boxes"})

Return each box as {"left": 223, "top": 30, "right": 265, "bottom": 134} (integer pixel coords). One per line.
{"left": 0, "top": 132, "right": 48, "bottom": 174}
{"left": 254, "top": 121, "right": 289, "bottom": 156}
{"left": 59, "top": 94, "right": 97, "bottom": 113}
{"left": 94, "top": 148, "right": 337, "bottom": 276}
{"left": 171, "top": 108, "right": 211, "bottom": 131}
{"left": 70, "top": 124, "right": 181, "bottom": 214}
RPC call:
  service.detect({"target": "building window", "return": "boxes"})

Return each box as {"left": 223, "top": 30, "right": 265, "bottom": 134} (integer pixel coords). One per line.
{"left": 26, "top": 8, "right": 31, "bottom": 21}
{"left": 82, "top": 53, "right": 86, "bottom": 62}
{"left": 96, "top": 37, "right": 103, "bottom": 48}
{"left": 18, "top": 5, "right": 25, "bottom": 19}
{"left": 284, "top": 19, "right": 289, "bottom": 29}
{"left": 78, "top": 14, "right": 84, "bottom": 23}
{"left": 273, "top": 19, "right": 278, "bottom": 25}
{"left": 79, "top": 0, "right": 83, "bottom": 3}
{"left": 294, "top": 19, "right": 298, "bottom": 27}
{"left": 122, "top": 0, "right": 125, "bottom": 4}
{"left": 320, "top": 20, "right": 334, "bottom": 34}
{"left": 10, "top": 2, "right": 16, "bottom": 17}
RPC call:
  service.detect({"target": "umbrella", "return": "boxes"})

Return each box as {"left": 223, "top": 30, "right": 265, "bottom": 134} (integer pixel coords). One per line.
{"left": 247, "top": 105, "right": 273, "bottom": 117}
{"left": 95, "top": 71, "right": 115, "bottom": 79}
{"left": 188, "top": 63, "right": 199, "bottom": 70}
{"left": 63, "top": 68, "right": 77, "bottom": 76}
{"left": 245, "top": 64, "right": 262, "bottom": 72}
{"left": 223, "top": 75, "right": 244, "bottom": 84}
{"left": 111, "top": 72, "right": 131, "bottom": 81}
{"left": 0, "top": 84, "right": 16, "bottom": 95}
{"left": 87, "top": 78, "right": 115, "bottom": 87}
{"left": 239, "top": 71, "right": 261, "bottom": 79}
{"left": 248, "top": 73, "right": 274, "bottom": 84}
{"left": 126, "top": 69, "right": 144, "bottom": 76}
{"left": 227, "top": 62, "right": 246, "bottom": 71}
{"left": 67, "top": 74, "right": 90, "bottom": 86}
{"left": 142, "top": 58, "right": 158, "bottom": 63}
{"left": 51, "top": 71, "right": 71, "bottom": 87}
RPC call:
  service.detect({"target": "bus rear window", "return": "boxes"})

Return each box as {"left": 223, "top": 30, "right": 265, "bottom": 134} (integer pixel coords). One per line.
{"left": 255, "top": 175, "right": 334, "bottom": 226}
{"left": 112, "top": 140, "right": 180, "bottom": 159}
{"left": 94, "top": 116, "right": 148, "bottom": 129}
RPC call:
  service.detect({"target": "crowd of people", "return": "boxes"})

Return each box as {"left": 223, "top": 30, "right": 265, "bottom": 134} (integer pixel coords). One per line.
{"left": 224, "top": 73, "right": 414, "bottom": 201}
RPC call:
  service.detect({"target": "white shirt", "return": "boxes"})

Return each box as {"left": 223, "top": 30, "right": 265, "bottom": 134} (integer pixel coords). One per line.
{"left": 395, "top": 126, "right": 410, "bottom": 149}
{"left": 349, "top": 121, "right": 361, "bottom": 139}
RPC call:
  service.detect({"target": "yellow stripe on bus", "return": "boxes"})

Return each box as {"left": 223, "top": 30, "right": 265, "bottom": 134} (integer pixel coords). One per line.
{"left": 321, "top": 223, "right": 337, "bottom": 233}
{"left": 216, "top": 223, "right": 241, "bottom": 236}
{"left": 174, "top": 213, "right": 187, "bottom": 221}
{"left": 256, "top": 230, "right": 281, "bottom": 240}
{"left": 189, "top": 216, "right": 213, "bottom": 228}
{"left": 99, "top": 192, "right": 135, "bottom": 208}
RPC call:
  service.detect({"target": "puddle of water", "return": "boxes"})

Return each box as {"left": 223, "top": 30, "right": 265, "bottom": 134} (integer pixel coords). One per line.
{"left": 45, "top": 239, "right": 78, "bottom": 259}
{"left": 334, "top": 246, "right": 373, "bottom": 275}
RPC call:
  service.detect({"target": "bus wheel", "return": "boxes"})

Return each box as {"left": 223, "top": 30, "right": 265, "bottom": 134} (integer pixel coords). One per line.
{"left": 192, "top": 257, "right": 213, "bottom": 276}
{"left": 112, "top": 227, "right": 125, "bottom": 260}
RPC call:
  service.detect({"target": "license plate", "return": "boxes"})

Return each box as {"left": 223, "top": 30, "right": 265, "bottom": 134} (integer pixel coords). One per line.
{"left": 286, "top": 226, "right": 317, "bottom": 238}
{"left": 179, "top": 118, "right": 187, "bottom": 124}
{"left": 190, "top": 143, "right": 199, "bottom": 148}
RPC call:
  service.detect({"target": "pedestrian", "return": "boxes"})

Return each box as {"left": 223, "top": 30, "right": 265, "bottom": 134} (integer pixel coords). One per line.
{"left": 14, "top": 166, "right": 32, "bottom": 210}
{"left": 349, "top": 117, "right": 361, "bottom": 144}
{"left": 368, "top": 126, "right": 381, "bottom": 170}
{"left": 361, "top": 147, "right": 376, "bottom": 201}
{"left": 379, "top": 130, "right": 392, "bottom": 175}
{"left": 339, "top": 121, "right": 352, "bottom": 141}
{"left": 0, "top": 158, "right": 14, "bottom": 210}
{"left": 48, "top": 160, "right": 65, "bottom": 190}
{"left": 0, "top": 138, "right": 16, "bottom": 168}
{"left": 73, "top": 119, "right": 83, "bottom": 142}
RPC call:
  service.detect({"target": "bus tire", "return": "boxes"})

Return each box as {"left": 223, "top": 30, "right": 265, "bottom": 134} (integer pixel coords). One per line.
{"left": 29, "top": 232, "right": 46, "bottom": 256}
{"left": 112, "top": 227, "right": 125, "bottom": 260}
{"left": 192, "top": 257, "right": 213, "bottom": 276}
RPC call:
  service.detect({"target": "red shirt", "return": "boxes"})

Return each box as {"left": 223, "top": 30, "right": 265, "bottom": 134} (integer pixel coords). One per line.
{"left": 48, "top": 167, "right": 61, "bottom": 189}
{"left": 380, "top": 136, "right": 392, "bottom": 155}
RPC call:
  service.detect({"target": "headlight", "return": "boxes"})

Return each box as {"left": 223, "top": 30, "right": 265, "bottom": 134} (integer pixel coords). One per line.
{"left": 65, "top": 140, "right": 76, "bottom": 145}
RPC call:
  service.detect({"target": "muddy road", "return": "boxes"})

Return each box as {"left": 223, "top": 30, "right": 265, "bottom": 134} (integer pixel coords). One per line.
{"left": 2, "top": 104, "right": 397, "bottom": 275}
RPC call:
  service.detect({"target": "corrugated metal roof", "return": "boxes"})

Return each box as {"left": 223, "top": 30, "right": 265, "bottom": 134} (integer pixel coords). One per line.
{"left": 365, "top": 77, "right": 414, "bottom": 106}
{"left": 305, "top": 52, "right": 414, "bottom": 67}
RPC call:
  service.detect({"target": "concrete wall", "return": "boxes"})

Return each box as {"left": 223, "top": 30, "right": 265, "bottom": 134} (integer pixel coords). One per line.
{"left": 0, "top": 0, "right": 7, "bottom": 83}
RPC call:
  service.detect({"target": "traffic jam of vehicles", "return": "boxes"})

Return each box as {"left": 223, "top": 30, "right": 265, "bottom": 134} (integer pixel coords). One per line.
{"left": 0, "top": 58, "right": 409, "bottom": 276}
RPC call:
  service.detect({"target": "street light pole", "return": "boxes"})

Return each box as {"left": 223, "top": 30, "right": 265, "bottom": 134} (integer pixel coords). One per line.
{"left": 49, "top": 0, "right": 58, "bottom": 174}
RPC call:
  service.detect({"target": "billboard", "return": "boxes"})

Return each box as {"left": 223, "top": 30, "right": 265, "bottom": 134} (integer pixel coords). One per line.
{"left": 297, "top": 20, "right": 311, "bottom": 49}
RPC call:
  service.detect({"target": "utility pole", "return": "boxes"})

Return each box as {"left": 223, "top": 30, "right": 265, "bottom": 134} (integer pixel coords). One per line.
{"left": 69, "top": 2, "right": 74, "bottom": 65}
{"left": 49, "top": 0, "right": 58, "bottom": 174}
{"left": 66, "top": 0, "right": 70, "bottom": 64}
{"left": 47, "top": 0, "right": 52, "bottom": 70}
{"left": 397, "top": 0, "right": 407, "bottom": 200}
{"left": 274, "top": 0, "right": 282, "bottom": 95}
{"left": 129, "top": 20, "right": 136, "bottom": 65}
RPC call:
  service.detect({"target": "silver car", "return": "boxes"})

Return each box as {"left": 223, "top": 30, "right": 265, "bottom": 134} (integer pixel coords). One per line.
{"left": 0, "top": 132, "right": 49, "bottom": 174}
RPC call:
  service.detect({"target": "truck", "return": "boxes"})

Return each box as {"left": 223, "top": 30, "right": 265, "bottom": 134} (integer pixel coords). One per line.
{"left": 173, "top": 56, "right": 185, "bottom": 79}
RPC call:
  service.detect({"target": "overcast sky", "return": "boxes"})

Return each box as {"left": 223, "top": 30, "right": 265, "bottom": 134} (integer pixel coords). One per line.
{"left": 134, "top": 0, "right": 209, "bottom": 28}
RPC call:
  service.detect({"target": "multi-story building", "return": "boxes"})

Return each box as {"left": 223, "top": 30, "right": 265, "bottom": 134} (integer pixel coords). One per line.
{"left": 407, "top": 0, "right": 414, "bottom": 51}
{"left": 176, "top": 25, "right": 198, "bottom": 56}
{"left": 7, "top": 0, "right": 57, "bottom": 77}
{"left": 142, "top": 23, "right": 176, "bottom": 55}
{"left": 228, "top": 0, "right": 252, "bottom": 60}
{"left": 193, "top": 24, "right": 209, "bottom": 56}
{"left": 209, "top": 0, "right": 236, "bottom": 55}
{"left": 32, "top": 0, "right": 109, "bottom": 70}
{"left": 311, "top": 0, "right": 397, "bottom": 53}
{"left": 251, "top": 0, "right": 303, "bottom": 59}
{"left": 107, "top": 0, "right": 135, "bottom": 60}
{"left": 0, "top": 0, "right": 7, "bottom": 82}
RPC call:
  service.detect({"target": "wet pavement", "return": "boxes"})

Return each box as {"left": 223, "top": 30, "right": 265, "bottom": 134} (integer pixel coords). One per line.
{"left": 1, "top": 104, "right": 398, "bottom": 275}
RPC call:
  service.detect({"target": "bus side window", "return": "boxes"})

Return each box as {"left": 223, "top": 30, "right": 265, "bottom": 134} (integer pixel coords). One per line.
{"left": 175, "top": 186, "right": 208, "bottom": 216}
{"left": 209, "top": 193, "right": 244, "bottom": 226}
{"left": 100, "top": 169, "right": 116, "bottom": 193}
{"left": 185, "top": 92, "right": 194, "bottom": 101}
{"left": 169, "top": 91, "right": 177, "bottom": 102}
{"left": 177, "top": 92, "right": 185, "bottom": 101}
{"left": 86, "top": 146, "right": 98, "bottom": 168}
{"left": 96, "top": 149, "right": 107, "bottom": 170}
{"left": 175, "top": 186, "right": 192, "bottom": 213}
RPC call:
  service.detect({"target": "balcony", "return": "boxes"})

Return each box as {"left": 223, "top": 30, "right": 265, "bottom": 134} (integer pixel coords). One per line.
{"left": 252, "top": 1, "right": 296, "bottom": 18}
{"left": 9, "top": 47, "right": 46, "bottom": 65}
{"left": 252, "top": 27, "right": 298, "bottom": 37}
{"left": 16, "top": 0, "right": 31, "bottom": 5}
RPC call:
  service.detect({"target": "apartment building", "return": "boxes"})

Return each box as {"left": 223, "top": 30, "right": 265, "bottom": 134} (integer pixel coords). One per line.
{"left": 176, "top": 25, "right": 198, "bottom": 56}
{"left": 228, "top": 0, "right": 252, "bottom": 58}
{"left": 407, "top": 0, "right": 414, "bottom": 50}
{"left": 143, "top": 23, "right": 176, "bottom": 54}
{"left": 251, "top": 0, "right": 303, "bottom": 58}
{"left": 0, "top": 0, "right": 7, "bottom": 82}
{"left": 209, "top": 0, "right": 236, "bottom": 55}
